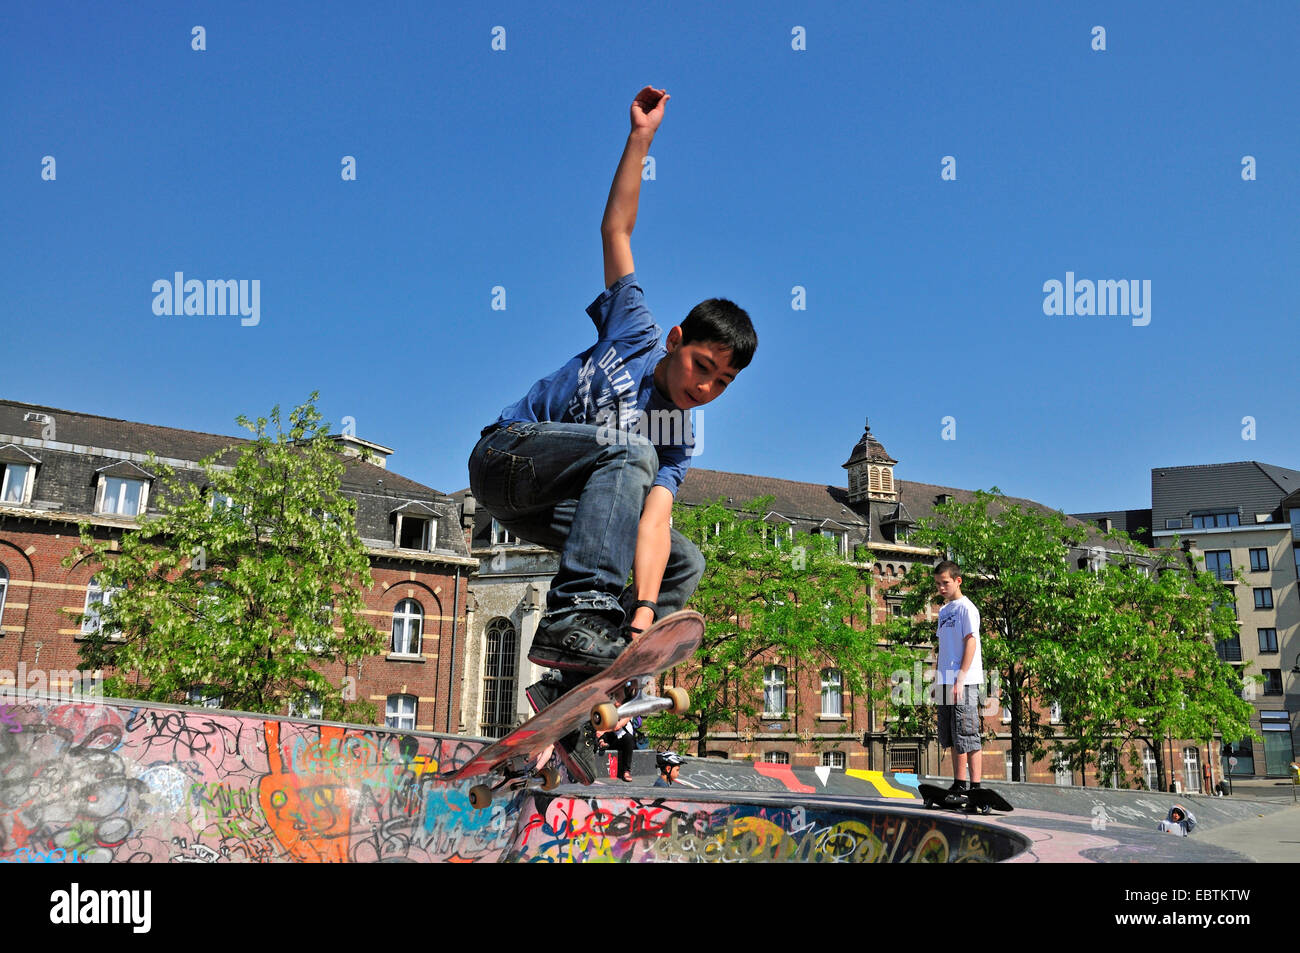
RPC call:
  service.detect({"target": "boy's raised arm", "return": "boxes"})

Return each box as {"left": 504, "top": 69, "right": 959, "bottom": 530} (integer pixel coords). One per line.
{"left": 601, "top": 86, "right": 670, "bottom": 289}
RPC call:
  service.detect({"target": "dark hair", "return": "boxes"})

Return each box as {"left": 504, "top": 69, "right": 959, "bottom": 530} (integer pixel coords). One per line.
{"left": 680, "top": 298, "right": 757, "bottom": 370}
{"left": 933, "top": 559, "right": 961, "bottom": 578}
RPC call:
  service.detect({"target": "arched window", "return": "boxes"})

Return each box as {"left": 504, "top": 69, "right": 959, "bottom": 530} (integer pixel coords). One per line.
{"left": 481, "top": 617, "right": 519, "bottom": 738}
{"left": 391, "top": 599, "right": 423, "bottom": 655}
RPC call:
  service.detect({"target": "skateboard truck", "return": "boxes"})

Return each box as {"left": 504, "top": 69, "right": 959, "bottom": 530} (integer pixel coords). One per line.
{"left": 467, "top": 754, "right": 562, "bottom": 810}
{"left": 590, "top": 676, "right": 689, "bottom": 732}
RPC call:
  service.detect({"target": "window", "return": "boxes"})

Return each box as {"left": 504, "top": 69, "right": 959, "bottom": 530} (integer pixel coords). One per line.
{"left": 1000, "top": 706, "right": 1012, "bottom": 724}
{"left": 763, "top": 522, "right": 793, "bottom": 549}
{"left": 889, "top": 748, "right": 919, "bottom": 774}
{"left": 1263, "top": 669, "right": 1283, "bottom": 695}
{"left": 820, "top": 669, "right": 843, "bottom": 717}
{"left": 763, "top": 751, "right": 790, "bottom": 765}
{"left": 1053, "top": 754, "right": 1071, "bottom": 786}
{"left": 1049, "top": 700, "right": 1062, "bottom": 725}
{"left": 1253, "top": 588, "right": 1274, "bottom": 610}
{"left": 288, "top": 693, "right": 322, "bottom": 720}
{"left": 1141, "top": 746, "right": 1158, "bottom": 790}
{"left": 490, "top": 518, "right": 516, "bottom": 546}
{"left": 80, "top": 577, "right": 122, "bottom": 638}
{"left": 1182, "top": 747, "right": 1201, "bottom": 793}
{"left": 763, "top": 666, "right": 787, "bottom": 716}
{"left": 0, "top": 564, "right": 7, "bottom": 629}
{"left": 98, "top": 477, "right": 146, "bottom": 517}
{"left": 1216, "top": 635, "right": 1243, "bottom": 663}
{"left": 386, "top": 694, "right": 416, "bottom": 730}
{"left": 821, "top": 751, "right": 846, "bottom": 769}
{"left": 1192, "top": 511, "right": 1239, "bottom": 528}
{"left": 1099, "top": 746, "right": 1119, "bottom": 788}
{"left": 481, "top": 617, "right": 518, "bottom": 738}
{"left": 391, "top": 599, "right": 423, "bottom": 655}
{"left": 1, "top": 463, "right": 33, "bottom": 504}
{"left": 1004, "top": 752, "right": 1027, "bottom": 781}
{"left": 210, "top": 489, "right": 237, "bottom": 512}
{"left": 398, "top": 516, "right": 433, "bottom": 551}
{"left": 1259, "top": 628, "right": 1278, "bottom": 653}
{"left": 1203, "top": 551, "right": 1233, "bottom": 583}
{"left": 186, "top": 687, "right": 222, "bottom": 709}
{"left": 1249, "top": 548, "right": 1269, "bottom": 572}
{"left": 295, "top": 600, "right": 333, "bottom": 654}
{"left": 819, "top": 529, "right": 846, "bottom": 556}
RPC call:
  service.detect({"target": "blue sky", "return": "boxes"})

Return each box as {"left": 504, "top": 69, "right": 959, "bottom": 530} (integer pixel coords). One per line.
{"left": 3, "top": 1, "right": 1296, "bottom": 515}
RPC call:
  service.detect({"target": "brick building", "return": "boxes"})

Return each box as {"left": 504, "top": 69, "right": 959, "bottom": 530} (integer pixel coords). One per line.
{"left": 0, "top": 399, "right": 476, "bottom": 733}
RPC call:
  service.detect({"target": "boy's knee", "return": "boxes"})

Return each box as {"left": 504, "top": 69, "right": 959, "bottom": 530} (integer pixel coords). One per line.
{"left": 604, "top": 433, "right": 657, "bottom": 480}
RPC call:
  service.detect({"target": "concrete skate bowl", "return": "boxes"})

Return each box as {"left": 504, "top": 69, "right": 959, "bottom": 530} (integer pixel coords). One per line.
{"left": 506, "top": 790, "right": 1030, "bottom": 863}
{"left": 0, "top": 696, "right": 1029, "bottom": 863}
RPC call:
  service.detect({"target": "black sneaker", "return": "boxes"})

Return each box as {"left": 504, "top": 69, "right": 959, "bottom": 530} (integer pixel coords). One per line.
{"left": 555, "top": 722, "right": 605, "bottom": 784}
{"left": 524, "top": 670, "right": 583, "bottom": 714}
{"left": 527, "top": 610, "right": 628, "bottom": 674}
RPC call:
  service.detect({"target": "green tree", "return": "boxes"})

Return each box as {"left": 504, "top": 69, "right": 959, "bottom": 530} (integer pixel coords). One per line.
{"left": 66, "top": 394, "right": 380, "bottom": 721}
{"left": 1044, "top": 532, "right": 1257, "bottom": 790}
{"left": 893, "top": 489, "right": 1093, "bottom": 780}
{"left": 648, "top": 496, "right": 905, "bottom": 757}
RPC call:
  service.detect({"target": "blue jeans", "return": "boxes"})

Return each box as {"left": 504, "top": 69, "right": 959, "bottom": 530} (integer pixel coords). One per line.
{"left": 468, "top": 421, "right": 705, "bottom": 620}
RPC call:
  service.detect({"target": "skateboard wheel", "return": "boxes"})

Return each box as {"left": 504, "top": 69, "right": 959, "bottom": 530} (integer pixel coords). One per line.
{"left": 978, "top": 804, "right": 991, "bottom": 816}
{"left": 538, "top": 765, "right": 561, "bottom": 791}
{"left": 468, "top": 784, "right": 493, "bottom": 810}
{"left": 591, "top": 702, "right": 619, "bottom": 731}
{"left": 664, "top": 686, "right": 689, "bottom": 714}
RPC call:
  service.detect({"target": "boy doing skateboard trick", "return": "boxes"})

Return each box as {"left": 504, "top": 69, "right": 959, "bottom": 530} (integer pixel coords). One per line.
{"left": 933, "top": 560, "right": 985, "bottom": 805}
{"left": 468, "top": 86, "right": 757, "bottom": 778}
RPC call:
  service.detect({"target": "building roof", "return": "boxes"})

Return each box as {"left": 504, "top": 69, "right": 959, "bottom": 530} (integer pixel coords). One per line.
{"left": 0, "top": 399, "right": 442, "bottom": 500}
{"left": 1151, "top": 461, "right": 1300, "bottom": 531}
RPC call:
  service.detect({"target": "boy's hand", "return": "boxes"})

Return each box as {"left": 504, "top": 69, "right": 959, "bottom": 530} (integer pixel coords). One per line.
{"left": 630, "top": 86, "right": 670, "bottom": 135}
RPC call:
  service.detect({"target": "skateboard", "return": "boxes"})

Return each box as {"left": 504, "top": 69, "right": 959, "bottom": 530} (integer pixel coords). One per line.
{"left": 443, "top": 610, "right": 705, "bottom": 809}
{"left": 918, "top": 782, "right": 1014, "bottom": 816}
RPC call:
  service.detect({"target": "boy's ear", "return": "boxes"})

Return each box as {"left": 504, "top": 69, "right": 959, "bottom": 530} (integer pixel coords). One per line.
{"left": 665, "top": 325, "right": 683, "bottom": 349}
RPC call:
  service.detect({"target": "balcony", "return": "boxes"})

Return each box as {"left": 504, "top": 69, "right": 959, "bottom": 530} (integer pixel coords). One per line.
{"left": 1215, "top": 638, "right": 1243, "bottom": 663}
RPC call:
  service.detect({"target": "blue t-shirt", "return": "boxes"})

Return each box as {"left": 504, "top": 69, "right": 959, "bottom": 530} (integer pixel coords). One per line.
{"left": 489, "top": 273, "right": 694, "bottom": 495}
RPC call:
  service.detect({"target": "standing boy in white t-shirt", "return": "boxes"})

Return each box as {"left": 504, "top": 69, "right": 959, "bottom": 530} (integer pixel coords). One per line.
{"left": 933, "top": 559, "right": 984, "bottom": 802}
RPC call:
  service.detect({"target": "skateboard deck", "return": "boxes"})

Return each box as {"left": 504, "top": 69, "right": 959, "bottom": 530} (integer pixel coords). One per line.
{"left": 443, "top": 609, "right": 705, "bottom": 809}
{"left": 918, "top": 782, "right": 1014, "bottom": 815}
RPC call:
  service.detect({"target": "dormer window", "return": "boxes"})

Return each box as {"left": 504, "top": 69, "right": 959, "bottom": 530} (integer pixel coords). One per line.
{"left": 490, "top": 518, "right": 517, "bottom": 545}
{"left": 94, "top": 461, "right": 154, "bottom": 518}
{"left": 0, "top": 446, "right": 40, "bottom": 506}
{"left": 762, "top": 513, "right": 794, "bottom": 549}
{"left": 392, "top": 501, "right": 439, "bottom": 552}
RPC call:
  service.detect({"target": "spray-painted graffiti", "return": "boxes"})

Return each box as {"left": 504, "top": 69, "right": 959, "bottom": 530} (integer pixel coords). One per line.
{"left": 0, "top": 698, "right": 517, "bottom": 863}
{"left": 1, "top": 698, "right": 1030, "bottom": 863}
{"left": 507, "top": 794, "right": 1027, "bottom": 863}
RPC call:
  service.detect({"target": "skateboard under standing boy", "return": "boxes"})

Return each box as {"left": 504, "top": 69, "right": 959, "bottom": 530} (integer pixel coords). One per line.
{"left": 467, "top": 85, "right": 758, "bottom": 782}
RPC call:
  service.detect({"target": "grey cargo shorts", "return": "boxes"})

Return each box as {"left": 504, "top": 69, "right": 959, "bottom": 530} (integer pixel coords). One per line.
{"left": 938, "top": 683, "right": 982, "bottom": 754}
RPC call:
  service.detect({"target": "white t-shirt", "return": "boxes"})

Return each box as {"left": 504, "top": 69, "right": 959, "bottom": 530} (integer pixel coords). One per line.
{"left": 936, "top": 596, "right": 983, "bottom": 687}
